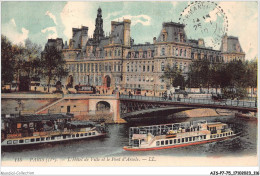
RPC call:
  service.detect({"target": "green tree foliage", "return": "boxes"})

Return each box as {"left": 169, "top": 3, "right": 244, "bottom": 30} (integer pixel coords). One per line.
{"left": 161, "top": 64, "right": 185, "bottom": 89}
{"left": 186, "top": 60, "right": 212, "bottom": 89}
{"left": 41, "top": 46, "right": 68, "bottom": 92}
{"left": 1, "top": 35, "right": 15, "bottom": 85}
{"left": 187, "top": 59, "right": 257, "bottom": 98}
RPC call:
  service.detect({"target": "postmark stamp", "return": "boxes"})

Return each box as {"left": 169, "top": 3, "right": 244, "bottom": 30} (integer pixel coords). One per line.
{"left": 179, "top": 1, "right": 228, "bottom": 48}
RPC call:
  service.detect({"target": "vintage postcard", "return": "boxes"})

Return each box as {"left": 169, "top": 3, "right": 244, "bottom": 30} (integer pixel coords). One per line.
{"left": 1, "top": 1, "right": 259, "bottom": 175}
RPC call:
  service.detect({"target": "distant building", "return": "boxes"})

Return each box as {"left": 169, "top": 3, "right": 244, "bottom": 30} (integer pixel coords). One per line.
{"left": 220, "top": 34, "right": 245, "bottom": 62}
{"left": 44, "top": 8, "right": 245, "bottom": 93}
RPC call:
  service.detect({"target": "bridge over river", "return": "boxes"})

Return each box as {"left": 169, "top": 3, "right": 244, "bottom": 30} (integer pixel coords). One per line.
{"left": 1, "top": 93, "right": 257, "bottom": 123}
{"left": 119, "top": 94, "right": 257, "bottom": 122}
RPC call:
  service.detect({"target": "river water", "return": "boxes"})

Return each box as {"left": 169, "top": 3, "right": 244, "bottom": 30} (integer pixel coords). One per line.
{"left": 1, "top": 115, "right": 257, "bottom": 162}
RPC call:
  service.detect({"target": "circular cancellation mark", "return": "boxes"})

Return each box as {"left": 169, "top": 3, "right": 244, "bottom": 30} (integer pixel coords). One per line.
{"left": 179, "top": 1, "right": 228, "bottom": 48}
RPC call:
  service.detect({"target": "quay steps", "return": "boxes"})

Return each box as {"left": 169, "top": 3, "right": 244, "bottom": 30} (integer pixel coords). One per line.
{"left": 35, "top": 98, "right": 65, "bottom": 114}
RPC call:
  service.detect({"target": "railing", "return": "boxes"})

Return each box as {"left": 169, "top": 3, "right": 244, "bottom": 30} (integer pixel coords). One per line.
{"left": 119, "top": 95, "right": 257, "bottom": 108}
{"left": 63, "top": 94, "right": 116, "bottom": 98}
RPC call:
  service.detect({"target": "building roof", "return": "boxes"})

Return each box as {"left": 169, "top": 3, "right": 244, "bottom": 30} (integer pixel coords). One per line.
{"left": 220, "top": 35, "right": 244, "bottom": 53}
{"left": 131, "top": 44, "right": 155, "bottom": 51}
{"left": 73, "top": 30, "right": 82, "bottom": 49}
{"left": 111, "top": 22, "right": 124, "bottom": 44}
{"left": 157, "top": 22, "right": 188, "bottom": 43}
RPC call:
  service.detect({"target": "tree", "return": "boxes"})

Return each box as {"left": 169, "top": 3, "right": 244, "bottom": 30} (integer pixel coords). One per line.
{"left": 186, "top": 60, "right": 211, "bottom": 91}
{"left": 1, "top": 35, "right": 15, "bottom": 86}
{"left": 244, "top": 60, "right": 257, "bottom": 97}
{"left": 161, "top": 64, "right": 185, "bottom": 89}
{"left": 41, "top": 46, "right": 68, "bottom": 92}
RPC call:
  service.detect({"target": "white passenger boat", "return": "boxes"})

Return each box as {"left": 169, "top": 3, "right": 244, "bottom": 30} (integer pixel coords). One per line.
{"left": 123, "top": 120, "right": 238, "bottom": 151}
{"left": 1, "top": 113, "right": 107, "bottom": 147}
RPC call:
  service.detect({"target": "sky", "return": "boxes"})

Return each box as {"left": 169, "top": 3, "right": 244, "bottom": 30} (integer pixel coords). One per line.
{"left": 1, "top": 1, "right": 258, "bottom": 60}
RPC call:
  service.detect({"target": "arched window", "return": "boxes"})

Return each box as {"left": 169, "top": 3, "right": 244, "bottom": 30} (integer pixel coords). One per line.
{"left": 161, "top": 62, "right": 165, "bottom": 71}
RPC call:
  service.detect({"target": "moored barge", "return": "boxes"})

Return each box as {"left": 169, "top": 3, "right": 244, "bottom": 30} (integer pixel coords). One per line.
{"left": 1, "top": 113, "right": 106, "bottom": 147}
{"left": 123, "top": 120, "right": 238, "bottom": 151}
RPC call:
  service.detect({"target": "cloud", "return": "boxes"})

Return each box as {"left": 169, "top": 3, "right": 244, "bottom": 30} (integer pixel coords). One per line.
{"left": 113, "top": 15, "right": 152, "bottom": 26}
{"left": 218, "top": 2, "right": 258, "bottom": 60}
{"left": 41, "top": 26, "right": 58, "bottom": 39}
{"left": 45, "top": 11, "right": 57, "bottom": 25}
{"left": 60, "top": 2, "right": 95, "bottom": 40}
{"left": 171, "top": 2, "right": 179, "bottom": 7}
{"left": 105, "top": 10, "right": 124, "bottom": 20}
{"left": 11, "top": 18, "right": 16, "bottom": 27}
{"left": 2, "top": 19, "right": 29, "bottom": 45}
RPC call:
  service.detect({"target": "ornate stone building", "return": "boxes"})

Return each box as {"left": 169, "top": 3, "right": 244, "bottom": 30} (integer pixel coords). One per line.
{"left": 45, "top": 8, "right": 245, "bottom": 93}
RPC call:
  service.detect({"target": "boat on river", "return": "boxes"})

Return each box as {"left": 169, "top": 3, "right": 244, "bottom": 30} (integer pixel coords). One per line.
{"left": 1, "top": 113, "right": 107, "bottom": 147}
{"left": 123, "top": 120, "right": 238, "bottom": 151}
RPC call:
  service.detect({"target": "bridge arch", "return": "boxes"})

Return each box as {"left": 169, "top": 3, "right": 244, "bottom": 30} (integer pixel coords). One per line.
{"left": 96, "top": 101, "right": 111, "bottom": 112}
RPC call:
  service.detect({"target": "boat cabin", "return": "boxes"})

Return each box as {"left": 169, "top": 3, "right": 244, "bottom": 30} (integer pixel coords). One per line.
{"left": 1, "top": 113, "right": 74, "bottom": 139}
{"left": 207, "top": 123, "right": 228, "bottom": 134}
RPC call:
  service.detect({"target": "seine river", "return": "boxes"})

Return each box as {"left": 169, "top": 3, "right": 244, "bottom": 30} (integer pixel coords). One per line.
{"left": 1, "top": 115, "right": 257, "bottom": 161}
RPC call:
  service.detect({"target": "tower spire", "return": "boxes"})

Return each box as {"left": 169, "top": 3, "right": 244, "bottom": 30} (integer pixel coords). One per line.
{"left": 93, "top": 7, "right": 104, "bottom": 43}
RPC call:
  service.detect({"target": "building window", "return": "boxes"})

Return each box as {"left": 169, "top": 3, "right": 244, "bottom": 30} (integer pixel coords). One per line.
{"left": 198, "top": 53, "right": 201, "bottom": 60}
{"left": 99, "top": 64, "right": 102, "bottom": 72}
{"left": 135, "top": 64, "right": 137, "bottom": 72}
{"left": 91, "top": 63, "right": 94, "bottom": 72}
{"left": 118, "top": 50, "right": 121, "bottom": 56}
{"left": 76, "top": 64, "right": 79, "bottom": 72}
{"left": 184, "top": 49, "right": 186, "bottom": 57}
{"left": 191, "top": 53, "right": 194, "bottom": 59}
{"left": 147, "top": 65, "right": 150, "bottom": 72}
{"left": 114, "top": 62, "right": 117, "bottom": 72}
{"left": 143, "top": 65, "right": 145, "bottom": 72}
{"left": 143, "top": 76, "right": 145, "bottom": 82}
{"left": 95, "top": 64, "right": 98, "bottom": 72}
{"left": 114, "top": 50, "right": 117, "bottom": 56}
{"left": 105, "top": 63, "right": 108, "bottom": 72}
{"left": 152, "top": 65, "right": 154, "bottom": 72}
{"left": 176, "top": 48, "right": 178, "bottom": 56}
{"left": 126, "top": 75, "right": 129, "bottom": 81}
{"left": 139, "top": 76, "right": 141, "bottom": 82}
{"left": 180, "top": 49, "right": 182, "bottom": 57}
{"left": 87, "top": 63, "right": 90, "bottom": 72}
{"left": 131, "top": 64, "right": 133, "bottom": 72}
{"left": 161, "top": 62, "right": 165, "bottom": 71}
{"left": 161, "top": 48, "right": 165, "bottom": 56}
{"left": 162, "top": 34, "right": 166, "bottom": 41}
{"left": 109, "top": 50, "right": 112, "bottom": 56}
{"left": 127, "top": 63, "right": 129, "bottom": 72}
{"left": 84, "top": 63, "right": 86, "bottom": 72}
{"left": 118, "top": 63, "right": 121, "bottom": 72}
